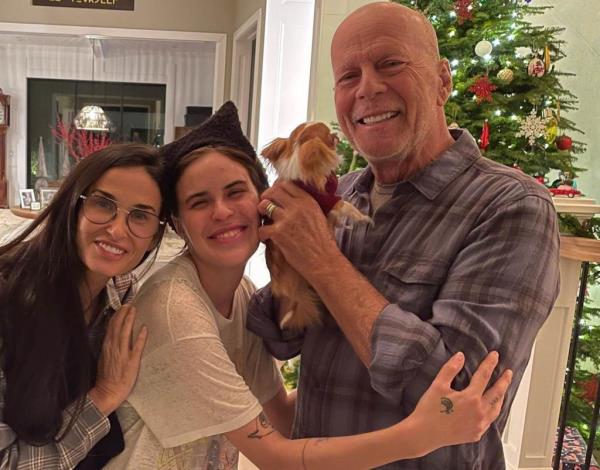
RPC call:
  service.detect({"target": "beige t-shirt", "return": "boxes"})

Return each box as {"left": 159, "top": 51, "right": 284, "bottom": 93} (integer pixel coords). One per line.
{"left": 106, "top": 253, "right": 283, "bottom": 470}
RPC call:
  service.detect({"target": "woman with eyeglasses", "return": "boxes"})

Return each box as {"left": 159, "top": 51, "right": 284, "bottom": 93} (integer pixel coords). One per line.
{"left": 0, "top": 144, "right": 166, "bottom": 469}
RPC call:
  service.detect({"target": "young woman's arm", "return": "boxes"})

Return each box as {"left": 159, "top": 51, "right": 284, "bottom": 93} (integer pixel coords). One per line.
{"left": 0, "top": 305, "right": 146, "bottom": 470}
{"left": 227, "top": 351, "right": 511, "bottom": 469}
{"left": 262, "top": 387, "right": 297, "bottom": 438}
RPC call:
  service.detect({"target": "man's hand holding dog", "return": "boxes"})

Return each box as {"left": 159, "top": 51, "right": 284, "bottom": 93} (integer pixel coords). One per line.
{"left": 258, "top": 181, "right": 341, "bottom": 283}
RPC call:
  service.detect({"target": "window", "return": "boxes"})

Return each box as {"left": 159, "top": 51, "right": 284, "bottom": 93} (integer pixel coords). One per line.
{"left": 27, "top": 78, "right": 166, "bottom": 187}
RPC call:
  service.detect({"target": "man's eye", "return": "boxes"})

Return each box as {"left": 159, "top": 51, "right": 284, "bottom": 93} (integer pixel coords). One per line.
{"left": 338, "top": 73, "right": 359, "bottom": 84}
{"left": 381, "top": 60, "right": 404, "bottom": 70}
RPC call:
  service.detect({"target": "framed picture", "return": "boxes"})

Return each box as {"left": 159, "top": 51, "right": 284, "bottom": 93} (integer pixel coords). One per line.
{"left": 40, "top": 188, "right": 58, "bottom": 207}
{"left": 19, "top": 189, "right": 35, "bottom": 209}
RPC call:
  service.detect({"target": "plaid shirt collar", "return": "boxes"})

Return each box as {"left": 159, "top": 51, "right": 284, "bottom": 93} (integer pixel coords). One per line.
{"left": 353, "top": 129, "right": 481, "bottom": 201}
{"left": 105, "top": 272, "right": 138, "bottom": 311}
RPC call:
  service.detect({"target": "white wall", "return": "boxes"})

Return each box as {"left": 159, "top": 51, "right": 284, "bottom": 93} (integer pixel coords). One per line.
{"left": 531, "top": 0, "right": 600, "bottom": 204}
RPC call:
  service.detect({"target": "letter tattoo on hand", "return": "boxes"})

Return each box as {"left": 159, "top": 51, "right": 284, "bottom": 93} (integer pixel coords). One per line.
{"left": 440, "top": 397, "right": 454, "bottom": 414}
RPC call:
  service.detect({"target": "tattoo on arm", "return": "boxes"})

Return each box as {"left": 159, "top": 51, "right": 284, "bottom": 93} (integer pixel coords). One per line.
{"left": 440, "top": 397, "right": 454, "bottom": 414}
{"left": 247, "top": 412, "right": 276, "bottom": 439}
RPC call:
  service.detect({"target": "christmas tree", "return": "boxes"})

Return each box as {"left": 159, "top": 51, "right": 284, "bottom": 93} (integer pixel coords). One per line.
{"left": 337, "top": 0, "right": 585, "bottom": 179}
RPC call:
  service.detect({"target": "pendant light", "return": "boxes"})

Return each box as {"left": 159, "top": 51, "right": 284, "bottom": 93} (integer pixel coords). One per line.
{"left": 74, "top": 38, "right": 111, "bottom": 132}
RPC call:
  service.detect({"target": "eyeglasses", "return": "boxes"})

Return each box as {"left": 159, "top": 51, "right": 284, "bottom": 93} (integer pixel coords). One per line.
{"left": 79, "top": 194, "right": 164, "bottom": 239}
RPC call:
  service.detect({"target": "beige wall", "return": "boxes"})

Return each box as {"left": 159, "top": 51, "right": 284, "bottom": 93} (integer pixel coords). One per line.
{"left": 0, "top": 0, "right": 235, "bottom": 33}
{"left": 234, "top": 0, "right": 265, "bottom": 30}
{"left": 0, "top": 0, "right": 268, "bottom": 104}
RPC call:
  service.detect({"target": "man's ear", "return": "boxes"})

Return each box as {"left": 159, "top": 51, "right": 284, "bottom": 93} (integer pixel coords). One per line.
{"left": 261, "top": 138, "right": 289, "bottom": 163}
{"left": 436, "top": 58, "right": 453, "bottom": 106}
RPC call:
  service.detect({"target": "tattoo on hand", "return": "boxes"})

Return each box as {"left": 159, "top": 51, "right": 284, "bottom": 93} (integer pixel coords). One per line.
{"left": 247, "top": 412, "right": 276, "bottom": 439}
{"left": 440, "top": 397, "right": 454, "bottom": 414}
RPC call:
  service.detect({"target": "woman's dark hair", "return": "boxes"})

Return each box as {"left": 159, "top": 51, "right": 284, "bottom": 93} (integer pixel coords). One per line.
{"left": 0, "top": 143, "right": 165, "bottom": 444}
{"left": 165, "top": 145, "right": 269, "bottom": 228}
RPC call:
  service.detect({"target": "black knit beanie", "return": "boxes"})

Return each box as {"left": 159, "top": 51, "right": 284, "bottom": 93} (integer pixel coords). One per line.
{"left": 160, "top": 101, "right": 268, "bottom": 226}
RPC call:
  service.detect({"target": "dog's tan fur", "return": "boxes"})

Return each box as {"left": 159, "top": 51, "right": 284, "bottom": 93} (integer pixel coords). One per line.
{"left": 262, "top": 122, "right": 370, "bottom": 331}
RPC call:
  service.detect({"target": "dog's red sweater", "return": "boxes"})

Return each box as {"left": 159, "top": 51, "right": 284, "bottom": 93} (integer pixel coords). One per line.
{"left": 294, "top": 173, "right": 341, "bottom": 215}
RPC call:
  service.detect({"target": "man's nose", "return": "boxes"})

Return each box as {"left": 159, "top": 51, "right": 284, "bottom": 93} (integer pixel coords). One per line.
{"left": 356, "top": 67, "right": 387, "bottom": 99}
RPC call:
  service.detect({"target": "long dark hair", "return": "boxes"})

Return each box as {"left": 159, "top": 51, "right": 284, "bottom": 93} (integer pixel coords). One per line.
{"left": 0, "top": 144, "right": 165, "bottom": 445}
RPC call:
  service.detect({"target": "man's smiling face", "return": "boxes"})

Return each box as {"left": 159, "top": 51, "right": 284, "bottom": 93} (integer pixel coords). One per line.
{"left": 332, "top": 5, "right": 445, "bottom": 174}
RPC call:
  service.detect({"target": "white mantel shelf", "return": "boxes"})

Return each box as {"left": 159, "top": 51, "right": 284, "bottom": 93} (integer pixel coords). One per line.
{"left": 552, "top": 196, "right": 600, "bottom": 219}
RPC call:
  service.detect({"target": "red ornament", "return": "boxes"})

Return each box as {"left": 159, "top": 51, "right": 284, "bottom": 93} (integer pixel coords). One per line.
{"left": 555, "top": 134, "right": 573, "bottom": 151}
{"left": 469, "top": 75, "right": 497, "bottom": 104}
{"left": 478, "top": 120, "right": 490, "bottom": 150}
{"left": 454, "top": 0, "right": 473, "bottom": 24}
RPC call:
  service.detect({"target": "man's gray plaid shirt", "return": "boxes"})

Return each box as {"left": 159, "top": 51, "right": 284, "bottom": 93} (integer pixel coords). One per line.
{"left": 247, "top": 129, "right": 560, "bottom": 469}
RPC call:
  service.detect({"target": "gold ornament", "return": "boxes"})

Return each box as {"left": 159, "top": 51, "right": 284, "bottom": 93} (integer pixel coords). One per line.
{"left": 497, "top": 68, "right": 514, "bottom": 84}
{"left": 545, "top": 117, "right": 558, "bottom": 144}
{"left": 448, "top": 122, "right": 460, "bottom": 129}
{"left": 544, "top": 46, "right": 551, "bottom": 71}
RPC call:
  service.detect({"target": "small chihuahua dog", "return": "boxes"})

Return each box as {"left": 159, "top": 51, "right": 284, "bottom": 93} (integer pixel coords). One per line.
{"left": 261, "top": 122, "right": 370, "bottom": 331}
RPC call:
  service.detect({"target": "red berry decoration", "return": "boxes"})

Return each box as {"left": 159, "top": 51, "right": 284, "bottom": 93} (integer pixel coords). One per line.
{"left": 556, "top": 134, "right": 573, "bottom": 151}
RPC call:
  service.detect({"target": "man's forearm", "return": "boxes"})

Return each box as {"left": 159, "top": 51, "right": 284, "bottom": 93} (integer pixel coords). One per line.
{"left": 303, "top": 247, "right": 388, "bottom": 367}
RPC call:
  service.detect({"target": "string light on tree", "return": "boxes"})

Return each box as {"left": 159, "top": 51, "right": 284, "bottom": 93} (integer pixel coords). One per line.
{"left": 386, "top": 0, "right": 584, "bottom": 178}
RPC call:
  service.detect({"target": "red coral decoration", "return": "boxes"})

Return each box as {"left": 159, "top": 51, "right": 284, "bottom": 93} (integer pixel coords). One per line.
{"left": 469, "top": 75, "right": 497, "bottom": 104}
{"left": 454, "top": 0, "right": 473, "bottom": 25}
{"left": 51, "top": 115, "right": 111, "bottom": 162}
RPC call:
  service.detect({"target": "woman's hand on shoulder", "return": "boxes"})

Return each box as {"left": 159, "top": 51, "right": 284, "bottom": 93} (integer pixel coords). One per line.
{"left": 89, "top": 304, "right": 148, "bottom": 416}
{"left": 407, "top": 351, "right": 512, "bottom": 457}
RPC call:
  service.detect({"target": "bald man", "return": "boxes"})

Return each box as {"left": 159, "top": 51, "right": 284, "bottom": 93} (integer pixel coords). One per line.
{"left": 249, "top": 3, "right": 559, "bottom": 468}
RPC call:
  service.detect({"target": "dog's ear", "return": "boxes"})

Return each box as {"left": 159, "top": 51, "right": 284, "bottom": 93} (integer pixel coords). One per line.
{"left": 298, "top": 137, "right": 334, "bottom": 166}
{"left": 298, "top": 137, "right": 337, "bottom": 190}
{"left": 261, "top": 138, "right": 289, "bottom": 163}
